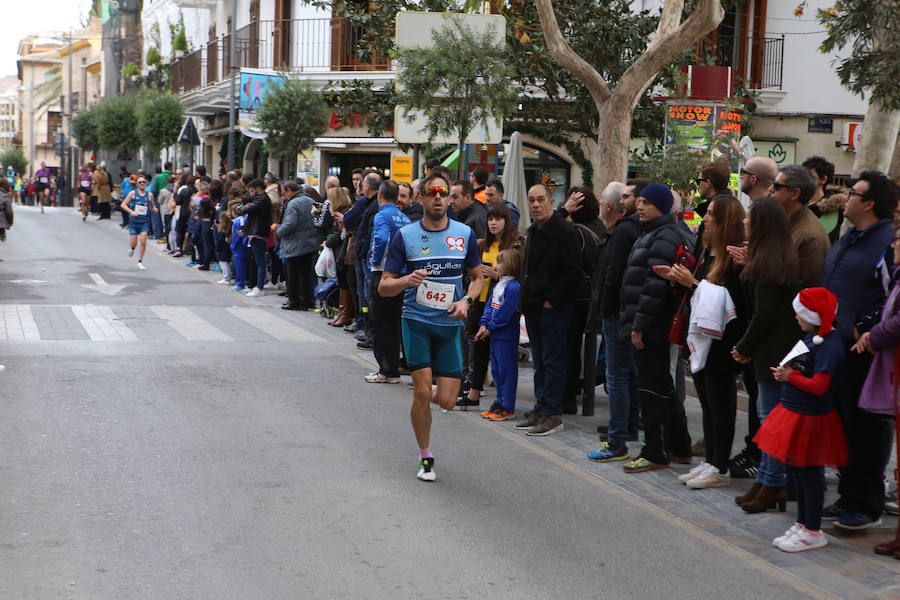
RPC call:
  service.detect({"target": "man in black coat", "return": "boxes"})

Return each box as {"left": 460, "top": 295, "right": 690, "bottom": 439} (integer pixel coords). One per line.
{"left": 514, "top": 184, "right": 581, "bottom": 436}
{"left": 619, "top": 183, "right": 692, "bottom": 472}
{"left": 236, "top": 179, "right": 273, "bottom": 297}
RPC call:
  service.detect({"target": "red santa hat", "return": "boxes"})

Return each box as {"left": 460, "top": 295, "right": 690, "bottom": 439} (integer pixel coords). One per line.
{"left": 792, "top": 287, "right": 838, "bottom": 345}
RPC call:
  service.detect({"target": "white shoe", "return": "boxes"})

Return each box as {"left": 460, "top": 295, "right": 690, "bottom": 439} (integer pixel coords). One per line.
{"left": 364, "top": 372, "right": 400, "bottom": 384}
{"left": 773, "top": 523, "right": 802, "bottom": 547}
{"left": 216, "top": 278, "right": 229, "bottom": 284}
{"left": 244, "top": 287, "right": 257, "bottom": 294}
{"left": 776, "top": 528, "right": 828, "bottom": 552}
{"left": 417, "top": 458, "right": 436, "bottom": 482}
{"left": 678, "top": 462, "right": 711, "bottom": 483}
{"left": 246, "top": 288, "right": 263, "bottom": 297}
{"left": 128, "top": 247, "right": 135, "bottom": 257}
{"left": 687, "top": 468, "right": 731, "bottom": 489}
{"left": 137, "top": 262, "right": 146, "bottom": 271}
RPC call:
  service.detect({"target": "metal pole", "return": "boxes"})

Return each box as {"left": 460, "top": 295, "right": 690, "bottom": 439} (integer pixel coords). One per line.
{"left": 66, "top": 28, "right": 74, "bottom": 206}
{"left": 227, "top": 0, "right": 238, "bottom": 171}
{"left": 412, "top": 144, "right": 419, "bottom": 180}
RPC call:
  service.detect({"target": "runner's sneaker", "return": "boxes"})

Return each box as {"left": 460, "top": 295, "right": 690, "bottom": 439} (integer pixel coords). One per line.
{"left": 775, "top": 528, "right": 827, "bottom": 552}
{"left": 128, "top": 247, "right": 135, "bottom": 257}
{"left": 773, "top": 523, "right": 802, "bottom": 547}
{"left": 587, "top": 442, "right": 630, "bottom": 462}
{"left": 137, "top": 262, "right": 146, "bottom": 271}
{"left": 727, "top": 447, "right": 759, "bottom": 479}
{"left": 364, "top": 372, "right": 400, "bottom": 384}
{"left": 487, "top": 410, "right": 515, "bottom": 422}
{"left": 481, "top": 402, "right": 502, "bottom": 419}
{"left": 678, "top": 462, "right": 712, "bottom": 483}
{"left": 417, "top": 457, "right": 436, "bottom": 482}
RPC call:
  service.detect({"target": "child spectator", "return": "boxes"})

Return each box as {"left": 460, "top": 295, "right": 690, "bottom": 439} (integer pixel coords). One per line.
{"left": 216, "top": 201, "right": 234, "bottom": 284}
{"left": 754, "top": 286, "right": 848, "bottom": 552}
{"left": 230, "top": 202, "right": 248, "bottom": 291}
{"left": 475, "top": 248, "right": 522, "bottom": 421}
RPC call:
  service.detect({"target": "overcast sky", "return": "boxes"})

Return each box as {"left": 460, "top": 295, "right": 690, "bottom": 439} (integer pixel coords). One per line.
{"left": 2, "top": 0, "right": 93, "bottom": 77}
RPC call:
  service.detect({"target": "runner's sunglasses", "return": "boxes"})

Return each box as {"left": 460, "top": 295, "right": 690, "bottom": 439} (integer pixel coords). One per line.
{"left": 426, "top": 185, "right": 449, "bottom": 197}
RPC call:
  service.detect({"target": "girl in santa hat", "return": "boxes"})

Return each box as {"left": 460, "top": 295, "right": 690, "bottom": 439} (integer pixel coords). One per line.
{"left": 754, "top": 286, "right": 849, "bottom": 552}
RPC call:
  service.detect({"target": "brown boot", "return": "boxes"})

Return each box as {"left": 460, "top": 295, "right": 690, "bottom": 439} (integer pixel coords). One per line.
{"left": 740, "top": 485, "right": 786, "bottom": 513}
{"left": 734, "top": 482, "right": 763, "bottom": 506}
{"left": 330, "top": 289, "right": 353, "bottom": 327}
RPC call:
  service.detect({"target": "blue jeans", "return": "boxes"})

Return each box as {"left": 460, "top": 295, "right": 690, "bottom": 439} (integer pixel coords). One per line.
{"left": 756, "top": 380, "right": 786, "bottom": 487}
{"left": 602, "top": 317, "right": 639, "bottom": 448}
{"left": 526, "top": 304, "right": 574, "bottom": 417}
{"left": 149, "top": 199, "right": 163, "bottom": 237}
{"left": 233, "top": 251, "right": 247, "bottom": 288}
{"left": 248, "top": 237, "right": 267, "bottom": 290}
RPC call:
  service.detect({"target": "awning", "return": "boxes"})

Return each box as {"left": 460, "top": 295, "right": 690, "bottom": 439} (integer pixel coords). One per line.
{"left": 442, "top": 148, "right": 460, "bottom": 170}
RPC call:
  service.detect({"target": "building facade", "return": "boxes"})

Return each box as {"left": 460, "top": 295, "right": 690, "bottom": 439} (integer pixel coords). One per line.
{"left": 17, "top": 34, "right": 64, "bottom": 176}
{"left": 0, "top": 77, "right": 20, "bottom": 150}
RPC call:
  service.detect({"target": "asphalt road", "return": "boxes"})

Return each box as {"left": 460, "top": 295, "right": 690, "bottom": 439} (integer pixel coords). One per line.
{"left": 0, "top": 206, "right": 874, "bottom": 599}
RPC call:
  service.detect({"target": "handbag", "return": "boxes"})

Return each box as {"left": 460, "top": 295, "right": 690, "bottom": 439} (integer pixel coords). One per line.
{"left": 667, "top": 247, "right": 704, "bottom": 346}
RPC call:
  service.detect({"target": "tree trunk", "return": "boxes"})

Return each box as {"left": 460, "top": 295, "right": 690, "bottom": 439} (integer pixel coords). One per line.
{"left": 852, "top": 98, "right": 900, "bottom": 176}
{"left": 594, "top": 99, "right": 635, "bottom": 189}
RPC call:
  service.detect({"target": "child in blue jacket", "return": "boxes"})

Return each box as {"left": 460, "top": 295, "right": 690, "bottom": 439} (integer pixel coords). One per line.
{"left": 230, "top": 208, "right": 248, "bottom": 290}
{"left": 475, "top": 248, "right": 522, "bottom": 421}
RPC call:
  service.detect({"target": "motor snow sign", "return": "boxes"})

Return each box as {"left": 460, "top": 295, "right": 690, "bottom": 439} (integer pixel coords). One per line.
{"left": 664, "top": 101, "right": 743, "bottom": 153}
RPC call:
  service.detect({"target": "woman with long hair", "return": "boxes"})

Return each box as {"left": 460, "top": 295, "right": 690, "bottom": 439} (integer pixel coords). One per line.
{"left": 730, "top": 197, "right": 802, "bottom": 512}
{"left": 467, "top": 203, "right": 519, "bottom": 412}
{"left": 325, "top": 185, "right": 356, "bottom": 327}
{"left": 657, "top": 195, "right": 747, "bottom": 489}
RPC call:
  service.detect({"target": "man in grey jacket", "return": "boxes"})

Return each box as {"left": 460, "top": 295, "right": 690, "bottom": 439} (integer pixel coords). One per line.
{"left": 277, "top": 181, "right": 321, "bottom": 310}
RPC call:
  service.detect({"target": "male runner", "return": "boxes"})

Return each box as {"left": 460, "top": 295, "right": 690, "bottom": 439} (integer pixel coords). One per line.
{"left": 380, "top": 174, "right": 484, "bottom": 482}
{"left": 121, "top": 175, "right": 158, "bottom": 270}
{"left": 33, "top": 162, "right": 52, "bottom": 213}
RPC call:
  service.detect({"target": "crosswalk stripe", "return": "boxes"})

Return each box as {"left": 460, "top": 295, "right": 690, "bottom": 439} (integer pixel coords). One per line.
{"left": 150, "top": 306, "right": 233, "bottom": 342}
{"left": 226, "top": 307, "right": 325, "bottom": 342}
{"left": 0, "top": 305, "right": 41, "bottom": 341}
{"left": 71, "top": 305, "right": 139, "bottom": 341}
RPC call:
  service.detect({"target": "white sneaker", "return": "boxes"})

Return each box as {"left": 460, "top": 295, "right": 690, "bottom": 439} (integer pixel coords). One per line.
{"left": 128, "top": 247, "right": 135, "bottom": 257}
{"left": 216, "top": 278, "right": 229, "bottom": 284}
{"left": 244, "top": 287, "right": 257, "bottom": 294}
{"left": 776, "top": 528, "right": 828, "bottom": 552}
{"left": 773, "top": 523, "right": 802, "bottom": 547}
{"left": 678, "top": 462, "right": 711, "bottom": 483}
{"left": 137, "top": 262, "right": 146, "bottom": 271}
{"left": 365, "top": 372, "right": 400, "bottom": 384}
{"left": 886, "top": 501, "right": 899, "bottom": 516}
{"left": 417, "top": 458, "right": 436, "bottom": 482}
{"left": 687, "top": 468, "right": 731, "bottom": 489}
{"left": 246, "top": 288, "right": 263, "bottom": 298}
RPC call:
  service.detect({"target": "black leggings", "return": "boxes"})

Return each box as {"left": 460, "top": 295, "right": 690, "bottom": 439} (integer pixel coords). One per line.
{"left": 691, "top": 340, "right": 738, "bottom": 472}
{"left": 790, "top": 465, "right": 825, "bottom": 531}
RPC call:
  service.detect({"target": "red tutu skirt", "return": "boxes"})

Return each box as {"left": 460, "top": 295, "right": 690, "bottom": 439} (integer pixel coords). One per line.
{"left": 753, "top": 403, "right": 848, "bottom": 467}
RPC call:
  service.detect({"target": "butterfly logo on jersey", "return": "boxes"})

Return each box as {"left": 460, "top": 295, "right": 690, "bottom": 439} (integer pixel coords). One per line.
{"left": 445, "top": 236, "right": 465, "bottom": 252}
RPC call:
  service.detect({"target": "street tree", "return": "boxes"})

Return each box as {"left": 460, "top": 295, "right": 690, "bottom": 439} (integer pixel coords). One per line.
{"left": 0, "top": 147, "right": 28, "bottom": 176}
{"left": 72, "top": 104, "right": 101, "bottom": 155}
{"left": 135, "top": 92, "right": 184, "bottom": 154}
{"left": 534, "top": 0, "right": 724, "bottom": 188}
{"left": 812, "top": 0, "right": 900, "bottom": 175}
{"left": 96, "top": 95, "right": 138, "bottom": 153}
{"left": 394, "top": 17, "right": 517, "bottom": 180}
{"left": 255, "top": 78, "right": 330, "bottom": 161}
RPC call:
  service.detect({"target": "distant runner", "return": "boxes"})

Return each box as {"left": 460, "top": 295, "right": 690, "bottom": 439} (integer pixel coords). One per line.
{"left": 121, "top": 175, "right": 158, "bottom": 270}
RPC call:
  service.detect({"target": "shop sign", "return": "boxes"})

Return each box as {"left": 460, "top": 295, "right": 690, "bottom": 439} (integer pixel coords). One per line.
{"left": 391, "top": 156, "right": 413, "bottom": 184}
{"left": 752, "top": 140, "right": 796, "bottom": 165}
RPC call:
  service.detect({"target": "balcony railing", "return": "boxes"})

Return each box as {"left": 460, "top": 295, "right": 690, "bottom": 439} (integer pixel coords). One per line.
{"left": 170, "top": 17, "right": 390, "bottom": 94}
{"left": 696, "top": 35, "right": 784, "bottom": 90}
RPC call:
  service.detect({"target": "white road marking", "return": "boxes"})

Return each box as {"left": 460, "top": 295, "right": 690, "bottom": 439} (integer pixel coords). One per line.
{"left": 0, "top": 305, "right": 41, "bottom": 341}
{"left": 82, "top": 273, "right": 128, "bottom": 296}
{"left": 150, "top": 306, "right": 232, "bottom": 342}
{"left": 226, "top": 307, "right": 324, "bottom": 342}
{"left": 71, "top": 305, "right": 138, "bottom": 341}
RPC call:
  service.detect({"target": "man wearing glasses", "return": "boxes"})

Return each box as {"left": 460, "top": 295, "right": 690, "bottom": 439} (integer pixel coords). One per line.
{"left": 379, "top": 174, "right": 484, "bottom": 482}
{"left": 739, "top": 156, "right": 777, "bottom": 204}
{"left": 769, "top": 165, "right": 830, "bottom": 287}
{"left": 120, "top": 176, "right": 159, "bottom": 270}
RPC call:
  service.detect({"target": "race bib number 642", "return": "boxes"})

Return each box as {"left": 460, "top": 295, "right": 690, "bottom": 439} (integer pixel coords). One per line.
{"left": 416, "top": 280, "right": 455, "bottom": 311}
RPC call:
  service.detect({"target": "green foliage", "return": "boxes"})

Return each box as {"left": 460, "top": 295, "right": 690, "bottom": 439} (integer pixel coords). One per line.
{"left": 122, "top": 62, "right": 141, "bottom": 78}
{"left": 96, "top": 95, "right": 138, "bottom": 153}
{"left": 394, "top": 17, "right": 517, "bottom": 171}
{"left": 324, "top": 79, "right": 395, "bottom": 139}
{"left": 636, "top": 144, "right": 708, "bottom": 199}
{"left": 146, "top": 47, "right": 162, "bottom": 67}
{"left": 72, "top": 104, "right": 101, "bottom": 153}
{"left": 0, "top": 147, "right": 27, "bottom": 176}
{"left": 33, "top": 64, "right": 63, "bottom": 112}
{"left": 255, "top": 78, "right": 330, "bottom": 159}
{"left": 817, "top": 0, "right": 900, "bottom": 110}
{"left": 135, "top": 92, "right": 184, "bottom": 152}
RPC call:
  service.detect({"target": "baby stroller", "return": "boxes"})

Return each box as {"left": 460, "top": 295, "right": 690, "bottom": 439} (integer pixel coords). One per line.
{"left": 315, "top": 278, "right": 340, "bottom": 320}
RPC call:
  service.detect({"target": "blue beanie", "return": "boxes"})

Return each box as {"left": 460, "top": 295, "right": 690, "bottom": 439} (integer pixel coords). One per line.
{"left": 640, "top": 183, "right": 673, "bottom": 215}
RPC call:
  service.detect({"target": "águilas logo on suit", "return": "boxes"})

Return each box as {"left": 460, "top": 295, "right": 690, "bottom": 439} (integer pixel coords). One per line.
{"left": 445, "top": 236, "right": 465, "bottom": 252}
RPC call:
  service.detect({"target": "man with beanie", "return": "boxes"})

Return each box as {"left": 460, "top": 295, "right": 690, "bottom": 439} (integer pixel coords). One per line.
{"left": 619, "top": 183, "right": 692, "bottom": 472}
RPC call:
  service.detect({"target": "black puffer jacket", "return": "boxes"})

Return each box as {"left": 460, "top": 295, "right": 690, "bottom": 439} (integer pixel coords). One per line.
{"left": 619, "top": 214, "right": 683, "bottom": 341}
{"left": 600, "top": 214, "right": 641, "bottom": 319}
{"left": 240, "top": 192, "right": 273, "bottom": 238}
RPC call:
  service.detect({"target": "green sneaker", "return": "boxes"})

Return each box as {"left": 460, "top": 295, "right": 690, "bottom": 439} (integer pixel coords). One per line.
{"left": 623, "top": 457, "right": 669, "bottom": 473}
{"left": 587, "top": 442, "right": 630, "bottom": 462}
